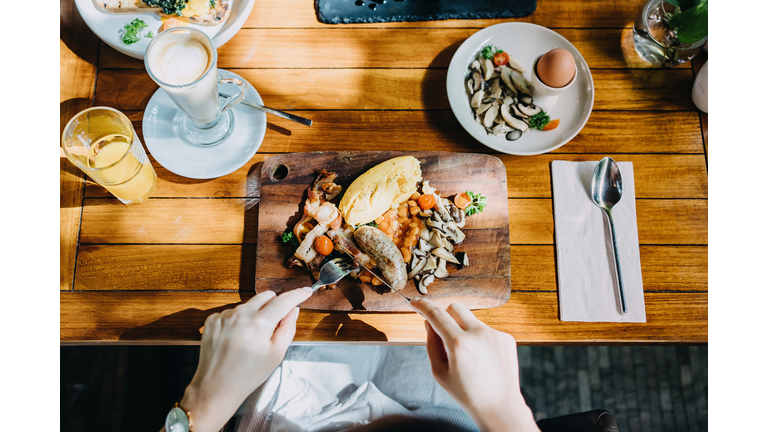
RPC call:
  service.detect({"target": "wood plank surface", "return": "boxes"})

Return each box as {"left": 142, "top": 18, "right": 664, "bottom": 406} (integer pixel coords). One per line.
{"left": 60, "top": 291, "right": 707, "bottom": 344}
{"left": 74, "top": 244, "right": 705, "bottom": 293}
{"left": 510, "top": 246, "right": 707, "bottom": 293}
{"left": 78, "top": 197, "right": 706, "bottom": 246}
{"left": 98, "top": 28, "right": 685, "bottom": 70}
{"left": 124, "top": 110, "right": 705, "bottom": 155}
{"left": 93, "top": 69, "right": 696, "bottom": 112}
{"left": 84, "top": 153, "right": 707, "bottom": 199}
{"left": 60, "top": 0, "right": 99, "bottom": 290}
{"left": 507, "top": 199, "right": 707, "bottom": 245}
{"left": 242, "top": 0, "right": 648, "bottom": 29}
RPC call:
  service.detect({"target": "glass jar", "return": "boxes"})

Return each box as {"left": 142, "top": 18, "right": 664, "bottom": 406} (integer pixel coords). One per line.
{"left": 632, "top": 0, "right": 707, "bottom": 67}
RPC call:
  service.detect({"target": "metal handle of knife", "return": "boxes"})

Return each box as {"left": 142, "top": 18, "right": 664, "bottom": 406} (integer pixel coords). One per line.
{"left": 219, "top": 92, "right": 312, "bottom": 127}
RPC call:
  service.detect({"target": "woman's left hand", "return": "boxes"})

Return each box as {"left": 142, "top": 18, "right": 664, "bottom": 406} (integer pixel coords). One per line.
{"left": 179, "top": 288, "right": 312, "bottom": 432}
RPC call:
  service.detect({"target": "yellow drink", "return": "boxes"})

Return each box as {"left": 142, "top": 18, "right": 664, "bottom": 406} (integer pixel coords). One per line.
{"left": 86, "top": 134, "right": 156, "bottom": 203}
{"left": 62, "top": 107, "right": 157, "bottom": 204}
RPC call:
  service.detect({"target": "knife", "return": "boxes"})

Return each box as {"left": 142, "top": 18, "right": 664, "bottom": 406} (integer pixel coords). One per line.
{"left": 342, "top": 252, "right": 414, "bottom": 303}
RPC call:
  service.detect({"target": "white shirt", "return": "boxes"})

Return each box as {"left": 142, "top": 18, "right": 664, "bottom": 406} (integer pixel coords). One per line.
{"left": 234, "top": 346, "right": 479, "bottom": 432}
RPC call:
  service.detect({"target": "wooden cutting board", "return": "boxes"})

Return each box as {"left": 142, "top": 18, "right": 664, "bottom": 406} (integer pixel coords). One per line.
{"left": 255, "top": 152, "right": 510, "bottom": 311}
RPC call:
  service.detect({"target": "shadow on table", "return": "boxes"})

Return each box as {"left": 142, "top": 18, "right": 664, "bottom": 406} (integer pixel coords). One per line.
{"left": 313, "top": 313, "right": 389, "bottom": 342}
{"left": 118, "top": 304, "right": 243, "bottom": 341}
{"left": 420, "top": 40, "right": 493, "bottom": 154}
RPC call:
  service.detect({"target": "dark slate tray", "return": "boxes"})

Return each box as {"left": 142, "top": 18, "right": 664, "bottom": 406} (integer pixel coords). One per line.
{"left": 316, "top": 0, "right": 537, "bottom": 25}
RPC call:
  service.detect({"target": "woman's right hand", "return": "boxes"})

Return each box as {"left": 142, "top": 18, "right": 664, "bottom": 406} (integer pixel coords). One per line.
{"left": 410, "top": 298, "right": 540, "bottom": 432}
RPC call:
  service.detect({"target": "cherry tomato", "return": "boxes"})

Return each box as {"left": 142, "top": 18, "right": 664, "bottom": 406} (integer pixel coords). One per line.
{"left": 314, "top": 235, "right": 333, "bottom": 256}
{"left": 493, "top": 52, "right": 509, "bottom": 67}
{"left": 543, "top": 119, "right": 560, "bottom": 131}
{"left": 417, "top": 194, "right": 436, "bottom": 211}
{"left": 454, "top": 192, "right": 472, "bottom": 209}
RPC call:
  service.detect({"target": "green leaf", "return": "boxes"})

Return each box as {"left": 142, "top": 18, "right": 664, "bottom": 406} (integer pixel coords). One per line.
{"left": 280, "top": 232, "right": 300, "bottom": 249}
{"left": 121, "top": 19, "right": 148, "bottom": 45}
{"left": 665, "top": 0, "right": 679, "bottom": 6}
{"left": 528, "top": 111, "right": 551, "bottom": 130}
{"left": 480, "top": 45, "right": 503, "bottom": 60}
{"left": 464, "top": 191, "right": 487, "bottom": 217}
{"left": 677, "top": 0, "right": 697, "bottom": 11}
{"left": 667, "top": 1, "right": 707, "bottom": 44}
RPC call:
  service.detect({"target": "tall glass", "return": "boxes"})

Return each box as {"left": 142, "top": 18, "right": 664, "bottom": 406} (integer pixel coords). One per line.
{"left": 632, "top": 0, "right": 707, "bottom": 67}
{"left": 144, "top": 27, "right": 248, "bottom": 146}
{"left": 61, "top": 107, "right": 157, "bottom": 204}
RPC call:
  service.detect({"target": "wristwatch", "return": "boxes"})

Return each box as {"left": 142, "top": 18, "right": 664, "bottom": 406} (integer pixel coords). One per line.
{"left": 165, "top": 402, "right": 194, "bottom": 432}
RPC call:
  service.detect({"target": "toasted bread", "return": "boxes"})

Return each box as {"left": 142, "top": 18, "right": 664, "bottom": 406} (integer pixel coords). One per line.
{"left": 94, "top": 0, "right": 231, "bottom": 27}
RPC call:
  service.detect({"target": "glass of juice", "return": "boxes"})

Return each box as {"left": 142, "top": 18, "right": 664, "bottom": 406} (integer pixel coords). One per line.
{"left": 61, "top": 107, "right": 157, "bottom": 204}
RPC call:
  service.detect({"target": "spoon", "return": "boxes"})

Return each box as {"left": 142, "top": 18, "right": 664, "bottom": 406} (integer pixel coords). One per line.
{"left": 590, "top": 157, "right": 627, "bottom": 315}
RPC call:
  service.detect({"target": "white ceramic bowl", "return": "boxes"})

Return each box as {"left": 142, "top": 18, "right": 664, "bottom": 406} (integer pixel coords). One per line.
{"left": 446, "top": 23, "right": 595, "bottom": 156}
{"left": 74, "top": 0, "right": 256, "bottom": 60}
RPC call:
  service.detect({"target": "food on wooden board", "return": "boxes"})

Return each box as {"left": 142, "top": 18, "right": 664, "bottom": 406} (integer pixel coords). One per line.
{"left": 467, "top": 45, "right": 559, "bottom": 138}
{"left": 281, "top": 157, "right": 488, "bottom": 295}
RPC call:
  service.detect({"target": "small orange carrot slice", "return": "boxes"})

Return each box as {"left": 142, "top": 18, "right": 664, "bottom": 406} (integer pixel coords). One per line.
{"left": 543, "top": 119, "right": 560, "bottom": 131}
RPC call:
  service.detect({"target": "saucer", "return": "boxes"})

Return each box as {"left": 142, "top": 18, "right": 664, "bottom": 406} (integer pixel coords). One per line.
{"left": 143, "top": 69, "right": 266, "bottom": 179}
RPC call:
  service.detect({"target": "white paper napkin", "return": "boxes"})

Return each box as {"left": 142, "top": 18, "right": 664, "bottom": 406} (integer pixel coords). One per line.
{"left": 551, "top": 161, "right": 646, "bottom": 323}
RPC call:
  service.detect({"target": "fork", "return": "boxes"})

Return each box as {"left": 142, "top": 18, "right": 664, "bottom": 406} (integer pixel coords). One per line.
{"left": 308, "top": 257, "right": 357, "bottom": 293}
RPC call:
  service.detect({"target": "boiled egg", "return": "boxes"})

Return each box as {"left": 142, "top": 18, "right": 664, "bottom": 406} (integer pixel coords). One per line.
{"left": 536, "top": 48, "right": 576, "bottom": 88}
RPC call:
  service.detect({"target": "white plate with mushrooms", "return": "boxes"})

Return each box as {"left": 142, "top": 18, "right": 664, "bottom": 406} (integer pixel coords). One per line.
{"left": 446, "top": 23, "right": 594, "bottom": 156}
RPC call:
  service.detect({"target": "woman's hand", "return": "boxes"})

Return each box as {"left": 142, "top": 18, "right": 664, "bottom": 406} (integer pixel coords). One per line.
{"left": 179, "top": 288, "right": 312, "bottom": 432}
{"left": 410, "top": 298, "right": 539, "bottom": 432}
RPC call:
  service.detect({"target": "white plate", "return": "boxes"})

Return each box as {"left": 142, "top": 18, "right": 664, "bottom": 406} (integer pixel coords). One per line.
{"left": 446, "top": 23, "right": 594, "bottom": 156}
{"left": 143, "top": 69, "right": 266, "bottom": 179}
{"left": 74, "top": 0, "right": 256, "bottom": 59}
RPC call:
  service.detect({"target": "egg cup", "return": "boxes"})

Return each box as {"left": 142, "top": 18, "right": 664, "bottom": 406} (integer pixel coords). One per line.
{"left": 530, "top": 53, "right": 578, "bottom": 110}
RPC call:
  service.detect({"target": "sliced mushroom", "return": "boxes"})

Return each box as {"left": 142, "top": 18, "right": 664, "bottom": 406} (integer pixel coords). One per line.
{"left": 428, "top": 231, "right": 445, "bottom": 249}
{"left": 426, "top": 217, "right": 445, "bottom": 232}
{"left": 434, "top": 258, "right": 448, "bottom": 278}
{"left": 510, "top": 69, "right": 533, "bottom": 96}
{"left": 471, "top": 71, "right": 483, "bottom": 92}
{"left": 481, "top": 58, "right": 494, "bottom": 81}
{"left": 492, "top": 122, "right": 510, "bottom": 136}
{"left": 506, "top": 129, "right": 523, "bottom": 141}
{"left": 488, "top": 86, "right": 502, "bottom": 101}
{"left": 489, "top": 77, "right": 501, "bottom": 95}
{"left": 476, "top": 102, "right": 492, "bottom": 115}
{"left": 407, "top": 256, "right": 427, "bottom": 279}
{"left": 519, "top": 95, "right": 533, "bottom": 105}
{"left": 470, "top": 90, "right": 484, "bottom": 108}
{"left": 445, "top": 220, "right": 466, "bottom": 244}
{"left": 511, "top": 103, "right": 528, "bottom": 119}
{"left": 418, "top": 238, "right": 434, "bottom": 253}
{"left": 418, "top": 274, "right": 435, "bottom": 294}
{"left": 499, "top": 66, "right": 518, "bottom": 95}
{"left": 470, "top": 60, "right": 481, "bottom": 70}
{"left": 418, "top": 210, "right": 433, "bottom": 218}
{"left": 506, "top": 55, "right": 527, "bottom": 74}
{"left": 412, "top": 248, "right": 426, "bottom": 257}
{"left": 483, "top": 104, "right": 499, "bottom": 128}
{"left": 432, "top": 247, "right": 460, "bottom": 264}
{"left": 422, "top": 255, "right": 438, "bottom": 272}
{"left": 500, "top": 104, "right": 529, "bottom": 132}
{"left": 466, "top": 78, "right": 474, "bottom": 95}
{"left": 461, "top": 252, "right": 470, "bottom": 267}
{"left": 518, "top": 104, "right": 542, "bottom": 117}
{"left": 474, "top": 114, "right": 483, "bottom": 125}
{"left": 502, "top": 96, "right": 515, "bottom": 106}
{"left": 455, "top": 209, "right": 466, "bottom": 227}
{"left": 418, "top": 223, "right": 430, "bottom": 241}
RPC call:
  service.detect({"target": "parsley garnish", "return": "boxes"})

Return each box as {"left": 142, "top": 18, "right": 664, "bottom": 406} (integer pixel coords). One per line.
{"left": 280, "top": 232, "right": 300, "bottom": 249}
{"left": 121, "top": 19, "right": 149, "bottom": 45}
{"left": 464, "top": 191, "right": 487, "bottom": 217}
{"left": 146, "top": 31, "right": 154, "bottom": 38}
{"left": 480, "top": 45, "right": 503, "bottom": 60}
{"left": 210, "top": 0, "right": 216, "bottom": 7}
{"left": 529, "top": 111, "right": 551, "bottom": 130}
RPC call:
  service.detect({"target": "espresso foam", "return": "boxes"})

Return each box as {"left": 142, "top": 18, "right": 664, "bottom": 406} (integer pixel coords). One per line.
{"left": 147, "top": 33, "right": 211, "bottom": 86}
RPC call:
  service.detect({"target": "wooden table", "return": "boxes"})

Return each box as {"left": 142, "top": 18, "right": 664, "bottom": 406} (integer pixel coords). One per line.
{"left": 60, "top": 0, "right": 708, "bottom": 344}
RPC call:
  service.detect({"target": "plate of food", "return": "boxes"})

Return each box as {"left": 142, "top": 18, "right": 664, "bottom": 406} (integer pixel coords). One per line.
{"left": 74, "top": 0, "right": 256, "bottom": 59}
{"left": 446, "top": 22, "right": 594, "bottom": 156}
{"left": 254, "top": 152, "right": 511, "bottom": 312}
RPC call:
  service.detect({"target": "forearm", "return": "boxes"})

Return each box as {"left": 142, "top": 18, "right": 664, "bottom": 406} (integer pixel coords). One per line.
{"left": 470, "top": 395, "right": 540, "bottom": 432}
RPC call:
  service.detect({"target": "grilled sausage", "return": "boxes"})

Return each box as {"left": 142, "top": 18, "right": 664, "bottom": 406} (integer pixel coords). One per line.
{"left": 354, "top": 226, "right": 407, "bottom": 291}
